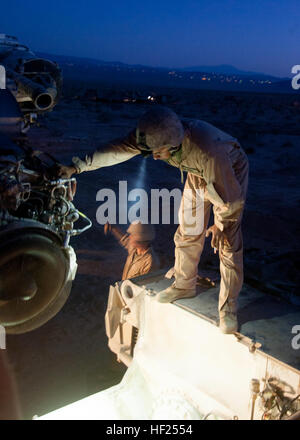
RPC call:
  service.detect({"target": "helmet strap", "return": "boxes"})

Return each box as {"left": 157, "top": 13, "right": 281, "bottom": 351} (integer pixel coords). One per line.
{"left": 169, "top": 144, "right": 182, "bottom": 156}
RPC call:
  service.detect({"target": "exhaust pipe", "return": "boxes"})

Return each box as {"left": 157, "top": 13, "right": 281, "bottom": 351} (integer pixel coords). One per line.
{"left": 7, "top": 70, "right": 57, "bottom": 111}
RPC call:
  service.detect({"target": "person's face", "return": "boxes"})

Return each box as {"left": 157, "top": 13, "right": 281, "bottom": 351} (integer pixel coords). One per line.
{"left": 152, "top": 146, "right": 171, "bottom": 160}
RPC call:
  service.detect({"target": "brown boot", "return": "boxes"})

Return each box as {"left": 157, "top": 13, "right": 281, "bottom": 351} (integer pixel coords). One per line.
{"left": 219, "top": 312, "right": 238, "bottom": 334}
{"left": 156, "top": 283, "right": 196, "bottom": 303}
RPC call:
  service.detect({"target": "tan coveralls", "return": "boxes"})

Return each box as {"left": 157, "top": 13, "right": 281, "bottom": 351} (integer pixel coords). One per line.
{"left": 73, "top": 119, "right": 248, "bottom": 314}
{"left": 119, "top": 233, "right": 159, "bottom": 280}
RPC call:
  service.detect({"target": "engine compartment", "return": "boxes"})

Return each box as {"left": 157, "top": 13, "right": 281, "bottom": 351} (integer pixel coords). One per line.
{"left": 0, "top": 136, "right": 91, "bottom": 333}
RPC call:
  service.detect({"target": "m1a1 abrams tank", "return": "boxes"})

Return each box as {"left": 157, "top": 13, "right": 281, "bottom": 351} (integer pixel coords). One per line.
{"left": 0, "top": 134, "right": 92, "bottom": 334}
{"left": 0, "top": 34, "right": 62, "bottom": 132}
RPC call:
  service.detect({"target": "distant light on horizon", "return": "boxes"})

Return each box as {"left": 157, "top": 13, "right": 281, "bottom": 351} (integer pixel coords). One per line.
{"left": 0, "top": 0, "right": 298, "bottom": 78}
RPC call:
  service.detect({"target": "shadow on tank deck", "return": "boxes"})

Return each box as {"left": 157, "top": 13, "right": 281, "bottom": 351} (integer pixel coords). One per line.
{"left": 133, "top": 270, "right": 300, "bottom": 371}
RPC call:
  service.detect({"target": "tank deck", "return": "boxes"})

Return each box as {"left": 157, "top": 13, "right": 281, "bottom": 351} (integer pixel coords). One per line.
{"left": 134, "top": 270, "right": 300, "bottom": 371}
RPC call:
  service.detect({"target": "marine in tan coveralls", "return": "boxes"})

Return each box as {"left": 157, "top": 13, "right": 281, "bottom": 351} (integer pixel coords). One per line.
{"left": 59, "top": 107, "right": 248, "bottom": 333}
{"left": 104, "top": 221, "right": 159, "bottom": 280}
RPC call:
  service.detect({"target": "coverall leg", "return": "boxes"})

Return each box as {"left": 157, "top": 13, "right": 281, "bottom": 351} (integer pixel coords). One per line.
{"left": 174, "top": 173, "right": 211, "bottom": 290}
{"left": 174, "top": 161, "right": 248, "bottom": 315}
{"left": 217, "top": 154, "right": 248, "bottom": 315}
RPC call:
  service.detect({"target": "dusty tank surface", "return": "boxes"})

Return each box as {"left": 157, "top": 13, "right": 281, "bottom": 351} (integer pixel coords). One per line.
{"left": 40, "top": 269, "right": 300, "bottom": 420}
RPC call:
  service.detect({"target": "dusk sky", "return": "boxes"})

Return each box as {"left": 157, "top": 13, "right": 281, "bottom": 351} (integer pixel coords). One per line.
{"left": 0, "top": 0, "right": 299, "bottom": 77}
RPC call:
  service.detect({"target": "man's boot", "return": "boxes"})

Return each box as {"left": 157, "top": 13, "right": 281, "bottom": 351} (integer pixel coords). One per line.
{"left": 156, "top": 283, "right": 196, "bottom": 303}
{"left": 219, "top": 312, "right": 238, "bottom": 334}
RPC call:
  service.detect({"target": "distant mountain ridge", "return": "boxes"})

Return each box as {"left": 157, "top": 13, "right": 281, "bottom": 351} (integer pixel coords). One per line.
{"left": 36, "top": 51, "right": 293, "bottom": 93}
{"left": 36, "top": 52, "right": 167, "bottom": 71}
{"left": 37, "top": 52, "right": 284, "bottom": 80}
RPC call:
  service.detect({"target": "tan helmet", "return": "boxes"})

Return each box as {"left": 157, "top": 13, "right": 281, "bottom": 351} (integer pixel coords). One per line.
{"left": 136, "top": 106, "right": 184, "bottom": 150}
{"left": 127, "top": 221, "right": 155, "bottom": 242}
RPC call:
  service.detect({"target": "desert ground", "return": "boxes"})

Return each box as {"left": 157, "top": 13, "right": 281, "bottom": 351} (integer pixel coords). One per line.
{"left": 6, "top": 84, "right": 300, "bottom": 418}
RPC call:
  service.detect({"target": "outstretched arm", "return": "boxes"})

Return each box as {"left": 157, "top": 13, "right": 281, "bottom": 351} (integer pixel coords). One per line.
{"left": 104, "top": 222, "right": 124, "bottom": 241}
{"left": 72, "top": 130, "right": 141, "bottom": 173}
{"left": 58, "top": 129, "right": 141, "bottom": 177}
{"left": 104, "top": 222, "right": 131, "bottom": 253}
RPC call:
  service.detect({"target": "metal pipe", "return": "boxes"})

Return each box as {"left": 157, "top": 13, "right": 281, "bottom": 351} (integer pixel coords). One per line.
{"left": 7, "top": 69, "right": 57, "bottom": 111}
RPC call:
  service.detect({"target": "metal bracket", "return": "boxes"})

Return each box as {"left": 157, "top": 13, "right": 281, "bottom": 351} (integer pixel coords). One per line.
{"left": 234, "top": 333, "right": 262, "bottom": 352}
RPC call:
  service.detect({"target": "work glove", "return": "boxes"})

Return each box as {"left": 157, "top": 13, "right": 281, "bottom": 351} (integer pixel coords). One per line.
{"left": 57, "top": 164, "right": 77, "bottom": 179}
{"left": 206, "top": 224, "right": 229, "bottom": 254}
